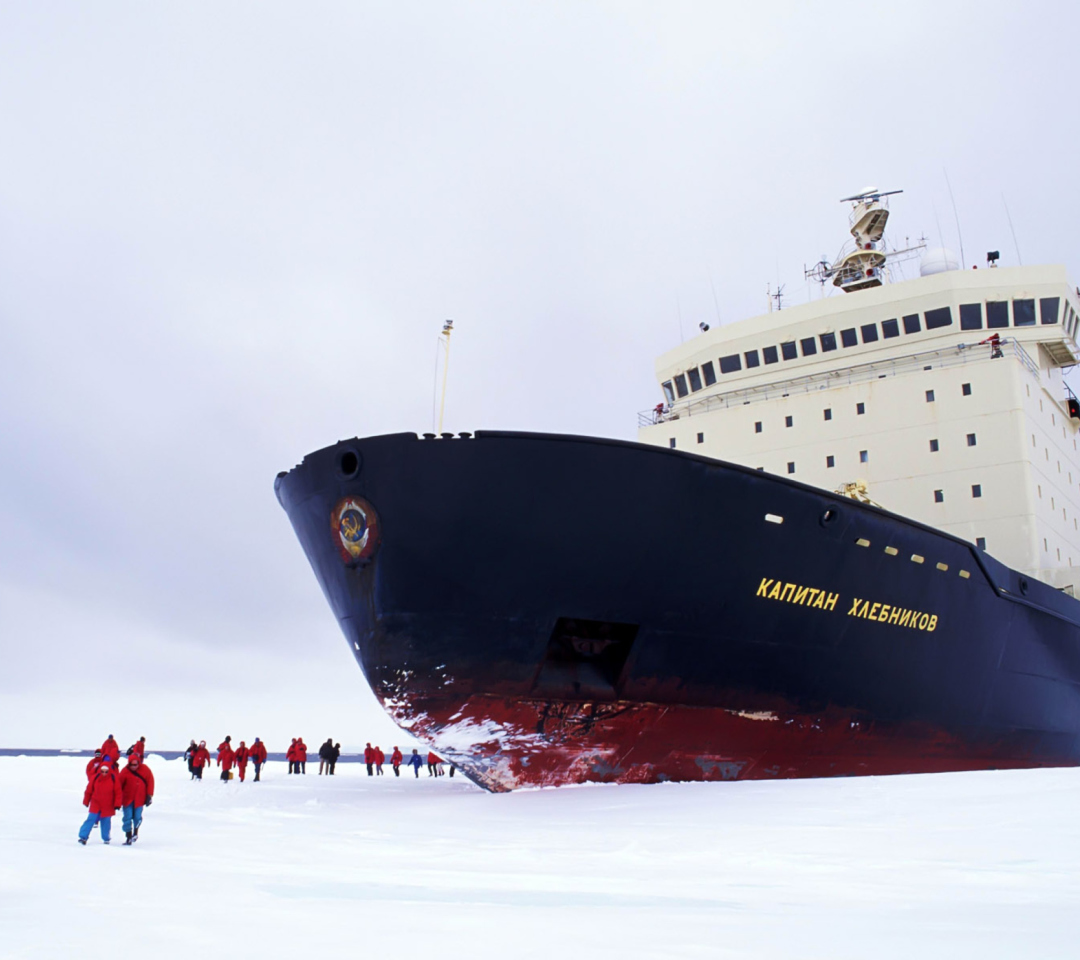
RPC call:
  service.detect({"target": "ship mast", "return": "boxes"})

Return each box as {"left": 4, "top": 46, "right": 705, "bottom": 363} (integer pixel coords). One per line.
{"left": 436, "top": 319, "right": 454, "bottom": 434}
{"left": 805, "top": 188, "right": 924, "bottom": 293}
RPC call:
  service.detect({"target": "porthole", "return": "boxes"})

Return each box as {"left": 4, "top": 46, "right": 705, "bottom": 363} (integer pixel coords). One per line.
{"left": 1019, "top": 577, "right": 1029, "bottom": 595}
{"left": 820, "top": 508, "right": 838, "bottom": 527}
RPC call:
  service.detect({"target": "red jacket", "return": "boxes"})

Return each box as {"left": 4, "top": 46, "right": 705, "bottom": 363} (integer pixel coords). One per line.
{"left": 375, "top": 748, "right": 385, "bottom": 765}
{"left": 86, "top": 757, "right": 104, "bottom": 780}
{"left": 427, "top": 752, "right": 440, "bottom": 765}
{"left": 100, "top": 738, "right": 120, "bottom": 763}
{"left": 132, "top": 739, "right": 146, "bottom": 758}
{"left": 217, "top": 742, "right": 235, "bottom": 770}
{"left": 119, "top": 763, "right": 155, "bottom": 807}
{"left": 250, "top": 741, "right": 267, "bottom": 763}
{"left": 235, "top": 744, "right": 249, "bottom": 766}
{"left": 84, "top": 768, "right": 123, "bottom": 816}
{"left": 391, "top": 748, "right": 403, "bottom": 766}
{"left": 192, "top": 746, "right": 211, "bottom": 769}
{"left": 295, "top": 740, "right": 307, "bottom": 761}
{"left": 364, "top": 746, "right": 375, "bottom": 763}
{"left": 286, "top": 741, "right": 298, "bottom": 761}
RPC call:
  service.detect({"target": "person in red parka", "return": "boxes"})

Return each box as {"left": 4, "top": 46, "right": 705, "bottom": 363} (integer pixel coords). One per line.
{"left": 363, "top": 742, "right": 375, "bottom": 776}
{"left": 119, "top": 754, "right": 154, "bottom": 844}
{"left": 427, "top": 751, "right": 441, "bottom": 776}
{"left": 131, "top": 736, "right": 146, "bottom": 759}
{"left": 100, "top": 735, "right": 120, "bottom": 764}
{"left": 391, "top": 746, "right": 403, "bottom": 777}
{"left": 286, "top": 738, "right": 298, "bottom": 775}
{"left": 217, "top": 737, "right": 235, "bottom": 782}
{"left": 86, "top": 750, "right": 105, "bottom": 781}
{"left": 295, "top": 738, "right": 307, "bottom": 774}
{"left": 250, "top": 737, "right": 267, "bottom": 781}
{"left": 374, "top": 746, "right": 385, "bottom": 776}
{"left": 235, "top": 741, "right": 249, "bottom": 782}
{"left": 191, "top": 740, "right": 211, "bottom": 780}
{"left": 79, "top": 762, "right": 122, "bottom": 844}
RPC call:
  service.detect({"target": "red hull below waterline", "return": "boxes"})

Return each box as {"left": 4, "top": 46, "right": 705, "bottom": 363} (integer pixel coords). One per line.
{"left": 389, "top": 694, "right": 1060, "bottom": 792}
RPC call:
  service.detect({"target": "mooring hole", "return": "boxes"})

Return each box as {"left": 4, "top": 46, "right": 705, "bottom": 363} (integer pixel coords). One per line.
{"left": 340, "top": 450, "right": 360, "bottom": 477}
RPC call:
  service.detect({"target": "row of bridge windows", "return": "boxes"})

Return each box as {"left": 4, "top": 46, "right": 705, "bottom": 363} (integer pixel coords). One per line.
{"left": 664, "top": 298, "right": 1065, "bottom": 402}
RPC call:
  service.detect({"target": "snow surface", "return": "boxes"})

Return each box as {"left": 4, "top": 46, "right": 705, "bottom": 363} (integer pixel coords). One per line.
{"left": 2, "top": 756, "right": 1079, "bottom": 959}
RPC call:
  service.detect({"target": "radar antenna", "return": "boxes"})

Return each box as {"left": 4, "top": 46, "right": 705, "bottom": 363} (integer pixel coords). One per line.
{"left": 804, "top": 188, "right": 925, "bottom": 293}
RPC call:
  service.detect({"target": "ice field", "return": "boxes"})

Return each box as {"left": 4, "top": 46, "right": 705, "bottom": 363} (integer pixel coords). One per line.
{"left": 1, "top": 756, "right": 1079, "bottom": 959}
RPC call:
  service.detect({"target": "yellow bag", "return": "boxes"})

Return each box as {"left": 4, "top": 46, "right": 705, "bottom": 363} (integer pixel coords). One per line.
{"left": 227, "top": 771, "right": 234, "bottom": 780}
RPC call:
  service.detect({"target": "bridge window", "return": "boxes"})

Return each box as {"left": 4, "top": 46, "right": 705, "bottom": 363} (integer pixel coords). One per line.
{"left": 745, "top": 350, "right": 761, "bottom": 368}
{"left": 987, "top": 301, "right": 1009, "bottom": 328}
{"left": 1040, "top": 297, "right": 1060, "bottom": 324}
{"left": 820, "top": 332, "right": 837, "bottom": 352}
{"left": 800, "top": 337, "right": 817, "bottom": 356}
{"left": 960, "top": 303, "right": 983, "bottom": 330}
{"left": 860, "top": 323, "right": 879, "bottom": 343}
{"left": 674, "top": 374, "right": 688, "bottom": 398}
{"left": 903, "top": 313, "right": 921, "bottom": 334}
{"left": 925, "top": 306, "right": 953, "bottom": 329}
{"left": 1013, "top": 299, "right": 1036, "bottom": 326}
{"left": 780, "top": 341, "right": 798, "bottom": 361}
{"left": 882, "top": 318, "right": 900, "bottom": 338}
{"left": 763, "top": 345, "right": 779, "bottom": 364}
{"left": 841, "top": 328, "right": 858, "bottom": 347}
{"left": 701, "top": 361, "right": 716, "bottom": 386}
{"left": 719, "top": 354, "right": 742, "bottom": 374}
{"left": 687, "top": 367, "right": 703, "bottom": 392}
{"left": 662, "top": 381, "right": 675, "bottom": 404}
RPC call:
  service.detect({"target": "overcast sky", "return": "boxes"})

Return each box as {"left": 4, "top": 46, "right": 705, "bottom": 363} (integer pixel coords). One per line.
{"left": 1, "top": 2, "right": 1078, "bottom": 750}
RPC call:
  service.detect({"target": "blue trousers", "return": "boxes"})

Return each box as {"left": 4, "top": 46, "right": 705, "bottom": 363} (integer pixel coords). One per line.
{"left": 122, "top": 804, "right": 143, "bottom": 834}
{"left": 79, "top": 811, "right": 112, "bottom": 842}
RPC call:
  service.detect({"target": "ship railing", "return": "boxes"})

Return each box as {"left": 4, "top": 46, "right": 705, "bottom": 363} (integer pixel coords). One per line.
{"left": 639, "top": 337, "right": 1040, "bottom": 426}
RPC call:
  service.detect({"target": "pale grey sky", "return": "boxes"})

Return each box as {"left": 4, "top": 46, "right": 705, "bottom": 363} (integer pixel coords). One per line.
{"left": 1, "top": 1, "right": 1077, "bottom": 748}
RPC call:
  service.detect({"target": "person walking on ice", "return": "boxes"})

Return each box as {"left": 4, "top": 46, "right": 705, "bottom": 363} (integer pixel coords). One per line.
{"left": 191, "top": 740, "right": 210, "bottom": 780}
{"left": 391, "top": 746, "right": 402, "bottom": 776}
{"left": 408, "top": 748, "right": 423, "bottom": 778}
{"left": 235, "top": 741, "right": 250, "bottom": 782}
{"left": 250, "top": 737, "right": 267, "bottom": 781}
{"left": 217, "top": 737, "right": 236, "bottom": 782}
{"left": 119, "top": 753, "right": 154, "bottom": 844}
{"left": 374, "top": 745, "right": 385, "bottom": 775}
{"left": 79, "top": 761, "right": 122, "bottom": 845}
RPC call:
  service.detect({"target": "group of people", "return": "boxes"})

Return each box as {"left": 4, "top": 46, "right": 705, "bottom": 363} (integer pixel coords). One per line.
{"left": 79, "top": 735, "right": 154, "bottom": 846}
{"left": 318, "top": 739, "right": 342, "bottom": 774}
{"left": 361, "top": 743, "right": 452, "bottom": 778}
{"left": 286, "top": 738, "right": 308, "bottom": 774}
{"left": 183, "top": 736, "right": 268, "bottom": 782}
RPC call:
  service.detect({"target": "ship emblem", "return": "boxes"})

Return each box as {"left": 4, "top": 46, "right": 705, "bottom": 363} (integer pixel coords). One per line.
{"left": 331, "top": 496, "right": 380, "bottom": 563}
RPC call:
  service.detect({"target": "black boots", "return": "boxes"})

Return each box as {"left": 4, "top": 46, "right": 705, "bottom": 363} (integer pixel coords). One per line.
{"left": 124, "top": 831, "right": 133, "bottom": 845}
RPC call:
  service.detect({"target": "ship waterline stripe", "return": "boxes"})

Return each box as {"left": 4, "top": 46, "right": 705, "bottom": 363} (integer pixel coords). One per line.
{"left": 755, "top": 577, "right": 938, "bottom": 631}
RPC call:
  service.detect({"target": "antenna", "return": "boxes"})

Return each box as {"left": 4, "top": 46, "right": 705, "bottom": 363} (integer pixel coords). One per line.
{"left": 1002, "top": 193, "right": 1023, "bottom": 265}
{"left": 772, "top": 283, "right": 785, "bottom": 311}
{"left": 943, "top": 168, "right": 966, "bottom": 269}
{"left": 707, "top": 268, "right": 722, "bottom": 327}
{"left": 435, "top": 320, "right": 454, "bottom": 435}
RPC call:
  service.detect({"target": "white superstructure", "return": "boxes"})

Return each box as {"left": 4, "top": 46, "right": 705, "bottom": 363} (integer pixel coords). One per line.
{"left": 638, "top": 195, "right": 1080, "bottom": 594}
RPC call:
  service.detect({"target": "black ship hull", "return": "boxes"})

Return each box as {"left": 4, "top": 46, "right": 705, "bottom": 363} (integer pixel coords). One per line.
{"left": 275, "top": 431, "right": 1080, "bottom": 791}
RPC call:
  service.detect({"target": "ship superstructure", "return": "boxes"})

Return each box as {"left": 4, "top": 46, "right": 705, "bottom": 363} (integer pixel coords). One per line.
{"left": 640, "top": 195, "right": 1080, "bottom": 595}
